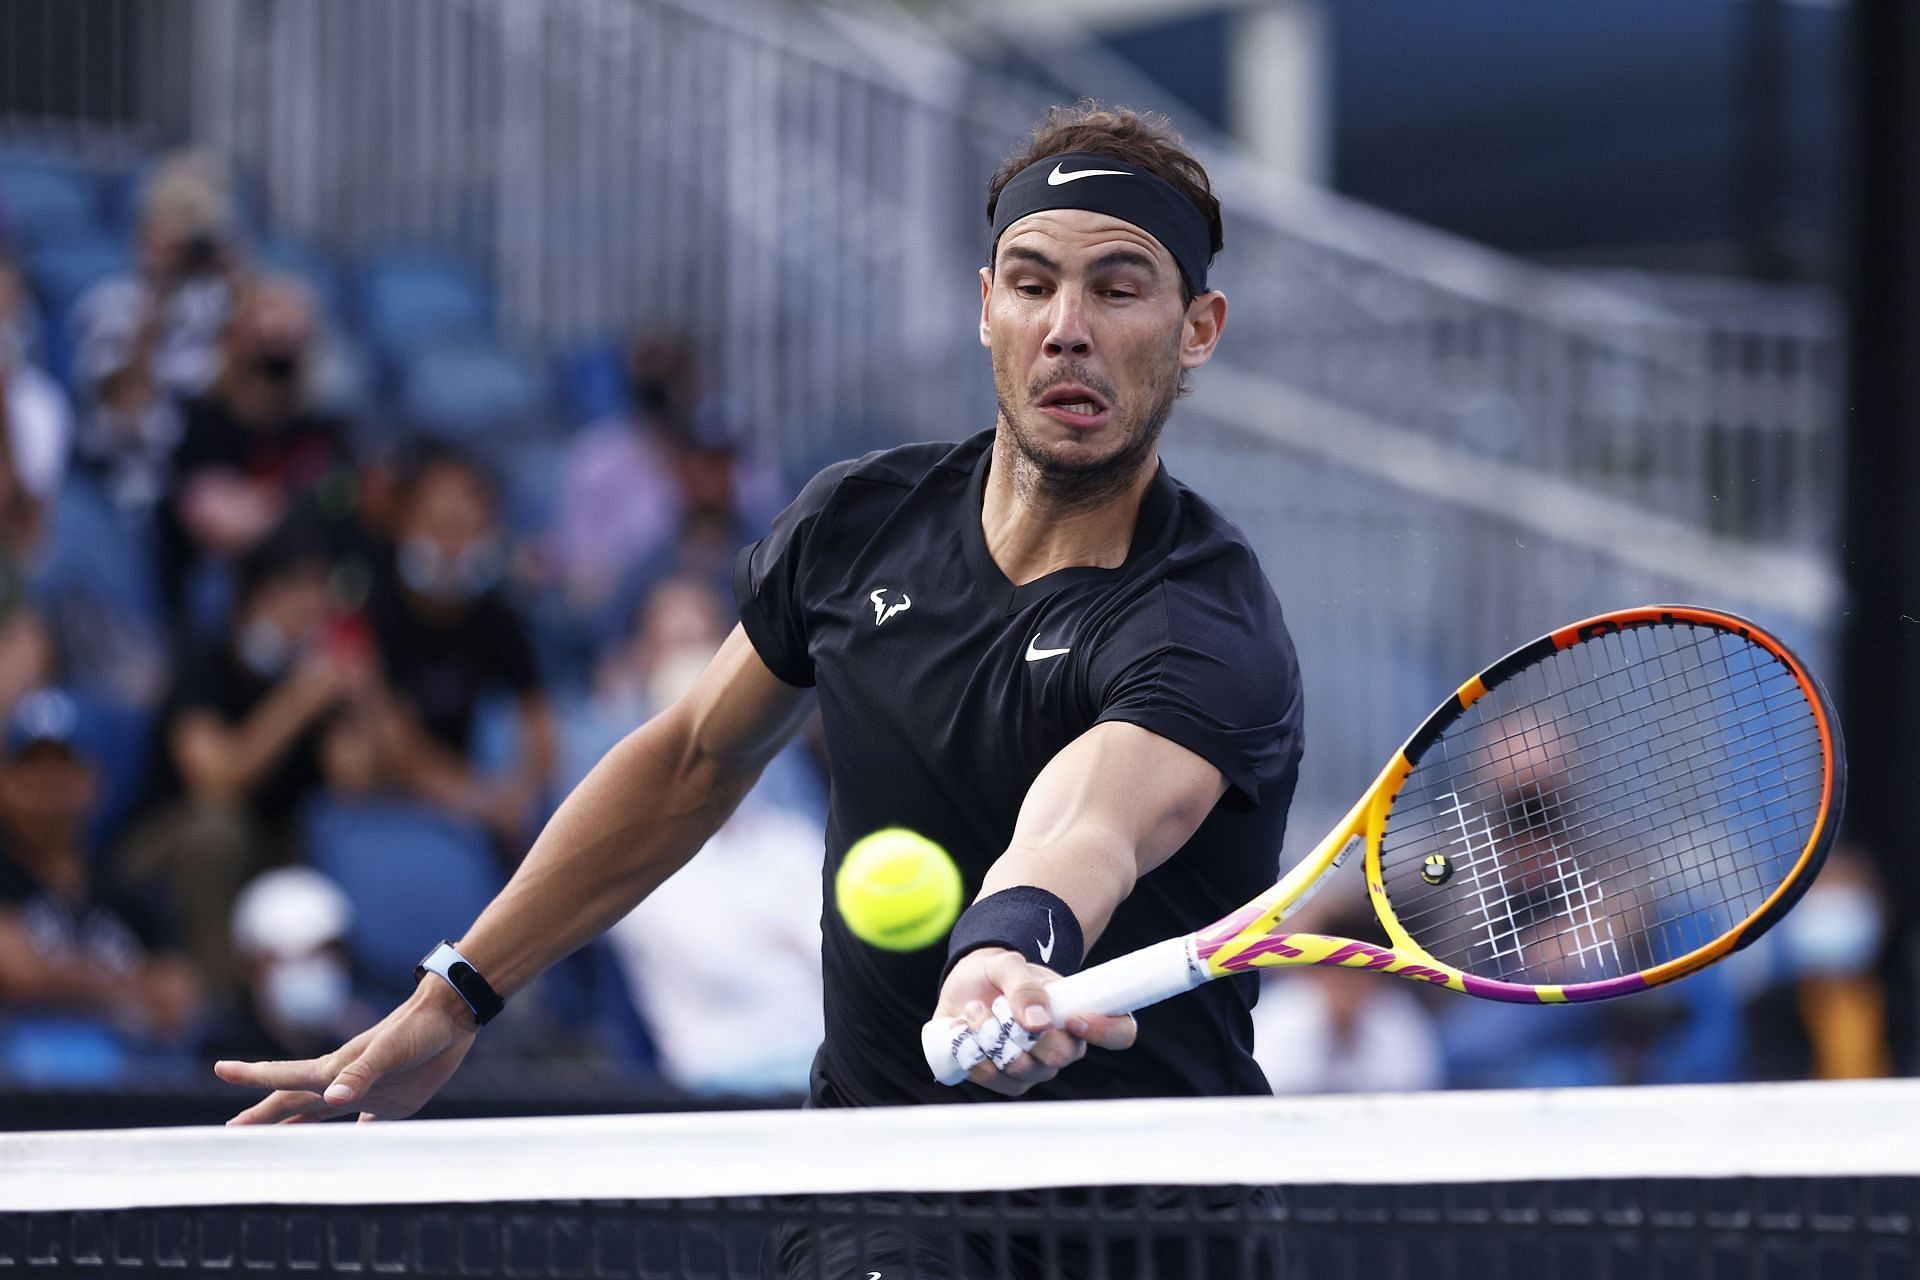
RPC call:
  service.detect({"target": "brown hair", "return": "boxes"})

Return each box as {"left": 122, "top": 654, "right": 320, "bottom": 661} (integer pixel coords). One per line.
{"left": 985, "top": 102, "right": 1222, "bottom": 301}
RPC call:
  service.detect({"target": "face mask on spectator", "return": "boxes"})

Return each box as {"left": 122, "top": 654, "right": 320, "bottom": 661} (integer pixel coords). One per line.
{"left": 1780, "top": 883, "right": 1884, "bottom": 979}
{"left": 237, "top": 617, "right": 298, "bottom": 678}
{"left": 398, "top": 536, "right": 503, "bottom": 605}
{"left": 261, "top": 953, "right": 351, "bottom": 1031}
{"left": 252, "top": 350, "right": 303, "bottom": 384}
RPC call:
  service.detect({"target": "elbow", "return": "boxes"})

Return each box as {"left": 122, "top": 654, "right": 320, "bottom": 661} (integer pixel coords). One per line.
{"left": 652, "top": 703, "right": 759, "bottom": 809}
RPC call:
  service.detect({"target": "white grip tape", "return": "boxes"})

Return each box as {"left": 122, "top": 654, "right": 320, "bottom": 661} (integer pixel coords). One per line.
{"left": 920, "top": 937, "right": 1205, "bottom": 1085}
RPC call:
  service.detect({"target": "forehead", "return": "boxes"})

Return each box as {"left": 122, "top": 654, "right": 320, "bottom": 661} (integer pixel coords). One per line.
{"left": 995, "top": 209, "right": 1175, "bottom": 276}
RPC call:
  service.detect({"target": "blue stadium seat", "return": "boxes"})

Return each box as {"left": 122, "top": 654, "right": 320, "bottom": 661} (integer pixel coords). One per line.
{"left": 302, "top": 798, "right": 505, "bottom": 1004}
{"left": 22, "top": 234, "right": 129, "bottom": 313}
{"left": 358, "top": 251, "right": 491, "bottom": 361}
{"left": 22, "top": 235, "right": 132, "bottom": 387}
{"left": 552, "top": 341, "right": 628, "bottom": 425}
{"left": 400, "top": 340, "right": 553, "bottom": 441}
{"left": 0, "top": 161, "right": 102, "bottom": 250}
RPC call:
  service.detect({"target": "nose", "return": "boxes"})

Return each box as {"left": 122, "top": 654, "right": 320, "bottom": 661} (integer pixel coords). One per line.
{"left": 1042, "top": 292, "right": 1091, "bottom": 357}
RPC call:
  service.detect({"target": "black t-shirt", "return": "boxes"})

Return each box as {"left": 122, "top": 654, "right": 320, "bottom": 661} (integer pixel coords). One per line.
{"left": 160, "top": 397, "right": 350, "bottom": 614}
{"left": 368, "top": 569, "right": 539, "bottom": 752}
{"left": 734, "top": 431, "right": 1305, "bottom": 1107}
{"left": 0, "top": 848, "right": 176, "bottom": 974}
{"left": 157, "top": 642, "right": 328, "bottom": 829}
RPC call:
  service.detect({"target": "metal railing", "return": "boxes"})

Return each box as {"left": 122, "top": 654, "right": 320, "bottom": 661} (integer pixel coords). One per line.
{"left": 0, "top": 0, "right": 1847, "bottom": 838}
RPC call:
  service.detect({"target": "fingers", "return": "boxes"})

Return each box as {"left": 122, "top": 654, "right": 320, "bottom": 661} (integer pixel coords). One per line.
{"left": 224, "top": 1089, "right": 335, "bottom": 1126}
{"left": 985, "top": 951, "right": 1059, "bottom": 1035}
{"left": 320, "top": 1019, "right": 417, "bottom": 1108}
{"left": 214, "top": 1057, "right": 336, "bottom": 1094}
{"left": 1065, "top": 1011, "right": 1138, "bottom": 1052}
{"left": 959, "top": 1000, "right": 1085, "bottom": 1097}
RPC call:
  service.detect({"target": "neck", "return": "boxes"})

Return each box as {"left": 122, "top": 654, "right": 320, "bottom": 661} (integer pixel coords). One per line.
{"left": 980, "top": 424, "right": 1157, "bottom": 585}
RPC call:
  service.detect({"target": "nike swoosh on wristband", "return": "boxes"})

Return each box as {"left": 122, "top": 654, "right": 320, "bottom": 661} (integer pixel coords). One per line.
{"left": 1047, "top": 162, "right": 1131, "bottom": 186}
{"left": 1026, "top": 639, "right": 1071, "bottom": 661}
{"left": 1038, "top": 909, "right": 1055, "bottom": 964}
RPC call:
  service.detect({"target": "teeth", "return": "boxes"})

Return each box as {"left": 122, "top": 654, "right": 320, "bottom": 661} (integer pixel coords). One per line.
{"left": 1056, "top": 400, "right": 1097, "bottom": 415}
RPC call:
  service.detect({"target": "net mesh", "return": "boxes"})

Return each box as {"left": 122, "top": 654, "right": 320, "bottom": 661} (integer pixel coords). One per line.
{"left": 1378, "top": 620, "right": 1829, "bottom": 986}
{"left": 4, "top": 1179, "right": 1916, "bottom": 1278}
{"left": 0, "top": 1083, "right": 1911, "bottom": 1280}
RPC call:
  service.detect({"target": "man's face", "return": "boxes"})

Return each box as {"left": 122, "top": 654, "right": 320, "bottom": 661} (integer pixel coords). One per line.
{"left": 980, "top": 209, "right": 1222, "bottom": 497}
{"left": 0, "top": 744, "right": 96, "bottom": 836}
{"left": 402, "top": 464, "right": 495, "bottom": 559}
{"left": 243, "top": 565, "right": 333, "bottom": 648}
{"left": 230, "top": 284, "right": 316, "bottom": 395}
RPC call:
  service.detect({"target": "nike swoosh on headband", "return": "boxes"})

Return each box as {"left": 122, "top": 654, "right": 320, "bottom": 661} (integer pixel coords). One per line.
{"left": 1046, "top": 162, "right": 1131, "bottom": 186}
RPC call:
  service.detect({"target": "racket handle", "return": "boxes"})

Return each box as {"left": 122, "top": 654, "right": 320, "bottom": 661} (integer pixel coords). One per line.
{"left": 1040, "top": 936, "right": 1207, "bottom": 1021}
{"left": 920, "top": 937, "right": 1205, "bottom": 1085}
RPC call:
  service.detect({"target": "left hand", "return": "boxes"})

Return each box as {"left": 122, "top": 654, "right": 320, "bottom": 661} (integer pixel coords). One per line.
{"left": 934, "top": 947, "right": 1137, "bottom": 1096}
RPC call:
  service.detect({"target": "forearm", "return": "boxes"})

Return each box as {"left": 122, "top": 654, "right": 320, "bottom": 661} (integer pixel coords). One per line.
{"left": 225, "top": 683, "right": 329, "bottom": 790}
{"left": 452, "top": 706, "right": 756, "bottom": 997}
{"left": 977, "top": 828, "right": 1137, "bottom": 950}
{"left": 179, "top": 685, "right": 326, "bottom": 803}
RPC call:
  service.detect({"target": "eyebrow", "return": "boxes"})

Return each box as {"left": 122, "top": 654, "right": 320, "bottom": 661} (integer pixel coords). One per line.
{"left": 997, "top": 244, "right": 1165, "bottom": 281}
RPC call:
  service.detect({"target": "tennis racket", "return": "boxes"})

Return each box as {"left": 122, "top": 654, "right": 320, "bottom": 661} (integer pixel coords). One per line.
{"left": 923, "top": 604, "right": 1845, "bottom": 1084}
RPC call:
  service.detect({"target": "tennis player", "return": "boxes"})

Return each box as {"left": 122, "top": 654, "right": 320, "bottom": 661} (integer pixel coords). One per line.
{"left": 218, "top": 105, "right": 1302, "bottom": 1124}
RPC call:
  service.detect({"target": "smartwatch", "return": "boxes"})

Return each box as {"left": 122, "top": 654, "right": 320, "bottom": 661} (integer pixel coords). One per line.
{"left": 413, "top": 941, "right": 505, "bottom": 1025}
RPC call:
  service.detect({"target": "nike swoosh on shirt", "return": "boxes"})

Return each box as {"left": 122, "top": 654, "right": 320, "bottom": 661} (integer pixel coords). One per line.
{"left": 1046, "top": 162, "right": 1130, "bottom": 186}
{"left": 1025, "top": 639, "right": 1071, "bottom": 662}
{"left": 1038, "top": 910, "right": 1055, "bottom": 964}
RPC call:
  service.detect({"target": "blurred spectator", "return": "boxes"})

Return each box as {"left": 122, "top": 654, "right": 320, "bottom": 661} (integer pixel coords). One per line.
{"left": 558, "top": 571, "right": 827, "bottom": 828}
{"left": 205, "top": 866, "right": 375, "bottom": 1062}
{"left": 1746, "top": 848, "right": 1894, "bottom": 1080}
{"left": 120, "top": 517, "right": 369, "bottom": 995}
{"left": 160, "top": 275, "right": 350, "bottom": 629}
{"left": 552, "top": 331, "right": 780, "bottom": 611}
{"left": 329, "top": 446, "right": 554, "bottom": 851}
{"left": 579, "top": 574, "right": 823, "bottom": 1096}
{"left": 1250, "top": 902, "right": 1445, "bottom": 1094}
{"left": 70, "top": 150, "right": 239, "bottom": 405}
{"left": 0, "top": 258, "right": 72, "bottom": 511}
{"left": 1440, "top": 958, "right": 1746, "bottom": 1088}
{"left": 0, "top": 689, "right": 203, "bottom": 1044}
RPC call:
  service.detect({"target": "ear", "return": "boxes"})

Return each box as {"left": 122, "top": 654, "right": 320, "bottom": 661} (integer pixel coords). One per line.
{"left": 1179, "top": 291, "right": 1228, "bottom": 371}
{"left": 978, "top": 266, "right": 994, "bottom": 348}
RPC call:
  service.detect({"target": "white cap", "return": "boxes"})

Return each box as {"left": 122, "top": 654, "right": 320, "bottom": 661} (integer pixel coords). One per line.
{"left": 231, "top": 867, "right": 353, "bottom": 959}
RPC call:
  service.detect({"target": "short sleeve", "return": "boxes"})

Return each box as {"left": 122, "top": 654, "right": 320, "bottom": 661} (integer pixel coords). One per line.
{"left": 732, "top": 459, "right": 855, "bottom": 688}
{"left": 1090, "top": 577, "right": 1304, "bottom": 809}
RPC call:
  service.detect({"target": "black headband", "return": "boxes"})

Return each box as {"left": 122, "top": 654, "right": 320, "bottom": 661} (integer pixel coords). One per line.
{"left": 989, "top": 150, "right": 1213, "bottom": 297}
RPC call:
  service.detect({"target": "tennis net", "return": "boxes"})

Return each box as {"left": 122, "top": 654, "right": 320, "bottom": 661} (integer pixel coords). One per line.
{"left": 1, "top": 1080, "right": 1914, "bottom": 1278}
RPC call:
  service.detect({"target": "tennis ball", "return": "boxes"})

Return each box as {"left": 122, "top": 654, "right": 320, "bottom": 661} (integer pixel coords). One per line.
{"left": 835, "top": 827, "right": 964, "bottom": 952}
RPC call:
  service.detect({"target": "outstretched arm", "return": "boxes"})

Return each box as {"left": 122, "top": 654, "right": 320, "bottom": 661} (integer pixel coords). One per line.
{"left": 935, "top": 720, "right": 1228, "bottom": 1096}
{"left": 216, "top": 625, "right": 814, "bottom": 1122}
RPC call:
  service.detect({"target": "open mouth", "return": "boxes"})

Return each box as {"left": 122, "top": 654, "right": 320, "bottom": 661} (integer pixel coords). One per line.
{"left": 1036, "top": 384, "right": 1111, "bottom": 426}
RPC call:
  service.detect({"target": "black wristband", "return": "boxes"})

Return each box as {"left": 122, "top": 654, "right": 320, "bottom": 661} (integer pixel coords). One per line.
{"left": 940, "top": 887, "right": 1085, "bottom": 988}
{"left": 414, "top": 941, "right": 505, "bottom": 1025}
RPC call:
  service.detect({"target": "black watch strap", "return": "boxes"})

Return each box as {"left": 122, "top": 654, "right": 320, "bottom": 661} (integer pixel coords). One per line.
{"left": 414, "top": 941, "right": 505, "bottom": 1025}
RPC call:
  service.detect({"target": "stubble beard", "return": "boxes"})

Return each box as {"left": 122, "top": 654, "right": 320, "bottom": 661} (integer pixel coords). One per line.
{"left": 993, "top": 335, "right": 1183, "bottom": 512}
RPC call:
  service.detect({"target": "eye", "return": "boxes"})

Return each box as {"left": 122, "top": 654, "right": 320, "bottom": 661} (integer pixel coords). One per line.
{"left": 1016, "top": 283, "right": 1048, "bottom": 297}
